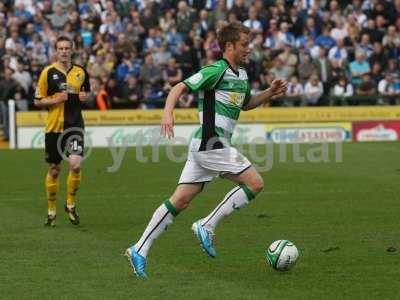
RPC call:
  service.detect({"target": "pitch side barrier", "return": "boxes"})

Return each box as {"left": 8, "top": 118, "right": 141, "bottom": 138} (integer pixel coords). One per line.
{"left": 11, "top": 106, "right": 400, "bottom": 149}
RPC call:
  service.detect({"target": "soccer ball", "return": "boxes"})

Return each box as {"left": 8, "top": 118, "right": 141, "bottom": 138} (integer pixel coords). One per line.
{"left": 266, "top": 240, "right": 299, "bottom": 271}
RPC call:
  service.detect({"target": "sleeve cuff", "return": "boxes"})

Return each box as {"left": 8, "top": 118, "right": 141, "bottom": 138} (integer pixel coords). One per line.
{"left": 182, "top": 81, "right": 193, "bottom": 92}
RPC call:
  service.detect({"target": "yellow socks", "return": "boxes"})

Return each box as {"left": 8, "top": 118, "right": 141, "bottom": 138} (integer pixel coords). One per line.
{"left": 45, "top": 170, "right": 81, "bottom": 216}
{"left": 45, "top": 174, "right": 59, "bottom": 216}
{"left": 67, "top": 171, "right": 81, "bottom": 209}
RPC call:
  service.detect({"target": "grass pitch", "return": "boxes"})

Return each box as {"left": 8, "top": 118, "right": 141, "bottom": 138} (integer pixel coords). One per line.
{"left": 0, "top": 143, "right": 399, "bottom": 299}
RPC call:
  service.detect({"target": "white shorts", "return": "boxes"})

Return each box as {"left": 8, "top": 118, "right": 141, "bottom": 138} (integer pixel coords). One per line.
{"left": 178, "top": 146, "right": 252, "bottom": 184}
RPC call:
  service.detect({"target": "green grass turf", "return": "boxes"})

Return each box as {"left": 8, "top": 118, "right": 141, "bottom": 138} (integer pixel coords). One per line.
{"left": 0, "top": 142, "right": 399, "bottom": 300}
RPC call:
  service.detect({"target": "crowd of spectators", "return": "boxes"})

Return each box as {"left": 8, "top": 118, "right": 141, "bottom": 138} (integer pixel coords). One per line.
{"left": 1, "top": 0, "right": 400, "bottom": 116}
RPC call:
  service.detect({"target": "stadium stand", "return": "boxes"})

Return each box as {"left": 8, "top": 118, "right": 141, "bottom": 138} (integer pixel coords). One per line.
{"left": 1, "top": 0, "right": 400, "bottom": 141}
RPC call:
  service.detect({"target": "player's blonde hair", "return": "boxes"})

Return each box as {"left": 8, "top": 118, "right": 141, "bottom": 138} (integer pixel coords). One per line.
{"left": 55, "top": 35, "right": 73, "bottom": 49}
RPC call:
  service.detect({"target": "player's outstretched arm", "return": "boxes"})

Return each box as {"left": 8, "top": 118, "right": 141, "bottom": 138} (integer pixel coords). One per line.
{"left": 161, "top": 82, "right": 188, "bottom": 139}
{"left": 242, "top": 79, "right": 288, "bottom": 111}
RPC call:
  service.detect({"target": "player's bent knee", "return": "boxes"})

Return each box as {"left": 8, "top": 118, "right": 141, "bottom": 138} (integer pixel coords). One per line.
{"left": 69, "top": 156, "right": 82, "bottom": 173}
{"left": 170, "top": 183, "right": 202, "bottom": 211}
{"left": 69, "top": 161, "right": 81, "bottom": 173}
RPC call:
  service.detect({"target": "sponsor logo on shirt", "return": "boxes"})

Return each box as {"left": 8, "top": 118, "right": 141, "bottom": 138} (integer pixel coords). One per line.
{"left": 229, "top": 92, "right": 245, "bottom": 106}
{"left": 188, "top": 73, "right": 203, "bottom": 85}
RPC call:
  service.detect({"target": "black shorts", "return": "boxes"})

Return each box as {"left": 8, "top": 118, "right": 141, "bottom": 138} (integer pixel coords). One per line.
{"left": 45, "top": 130, "right": 85, "bottom": 164}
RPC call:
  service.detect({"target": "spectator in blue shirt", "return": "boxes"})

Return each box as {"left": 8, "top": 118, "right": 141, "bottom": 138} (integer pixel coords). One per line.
{"left": 80, "top": 19, "right": 93, "bottom": 48}
{"left": 116, "top": 52, "right": 141, "bottom": 84}
{"left": 14, "top": 3, "right": 33, "bottom": 23}
{"left": 315, "top": 26, "right": 336, "bottom": 49}
{"left": 349, "top": 51, "right": 371, "bottom": 86}
{"left": 166, "top": 24, "right": 183, "bottom": 55}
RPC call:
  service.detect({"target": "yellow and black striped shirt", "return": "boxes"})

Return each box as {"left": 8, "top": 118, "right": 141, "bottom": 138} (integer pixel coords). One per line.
{"left": 35, "top": 63, "right": 90, "bottom": 133}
